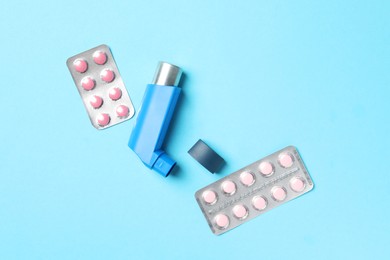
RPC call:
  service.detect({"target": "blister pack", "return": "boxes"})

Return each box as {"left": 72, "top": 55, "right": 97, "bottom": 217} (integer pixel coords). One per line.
{"left": 67, "top": 44, "right": 135, "bottom": 129}
{"left": 195, "top": 146, "right": 314, "bottom": 235}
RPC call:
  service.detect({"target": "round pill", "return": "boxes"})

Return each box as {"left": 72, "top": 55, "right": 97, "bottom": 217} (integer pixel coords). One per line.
{"left": 109, "top": 87, "right": 122, "bottom": 100}
{"left": 271, "top": 186, "right": 287, "bottom": 201}
{"left": 240, "top": 171, "right": 255, "bottom": 186}
{"left": 252, "top": 196, "right": 267, "bottom": 211}
{"left": 214, "top": 214, "right": 229, "bottom": 229}
{"left": 259, "top": 161, "right": 274, "bottom": 176}
{"left": 278, "top": 152, "right": 294, "bottom": 168}
{"left": 202, "top": 190, "right": 217, "bottom": 205}
{"left": 89, "top": 95, "right": 103, "bottom": 109}
{"left": 100, "top": 69, "right": 115, "bottom": 83}
{"left": 290, "top": 177, "right": 306, "bottom": 192}
{"left": 97, "top": 113, "right": 110, "bottom": 127}
{"left": 73, "top": 59, "right": 88, "bottom": 73}
{"left": 232, "top": 205, "right": 248, "bottom": 219}
{"left": 221, "top": 180, "right": 236, "bottom": 195}
{"left": 116, "top": 105, "right": 129, "bottom": 118}
{"left": 81, "top": 77, "right": 95, "bottom": 91}
{"left": 93, "top": 51, "right": 107, "bottom": 65}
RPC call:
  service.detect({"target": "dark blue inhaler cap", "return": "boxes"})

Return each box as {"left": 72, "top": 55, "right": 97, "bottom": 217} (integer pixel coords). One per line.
{"left": 188, "top": 139, "right": 225, "bottom": 173}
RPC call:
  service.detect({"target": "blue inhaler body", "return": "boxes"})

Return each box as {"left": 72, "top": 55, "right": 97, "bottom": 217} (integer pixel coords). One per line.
{"left": 128, "top": 62, "right": 183, "bottom": 177}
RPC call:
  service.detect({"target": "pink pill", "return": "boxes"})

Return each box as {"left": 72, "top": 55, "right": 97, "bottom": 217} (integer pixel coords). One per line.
{"left": 259, "top": 161, "right": 274, "bottom": 176}
{"left": 232, "top": 205, "right": 248, "bottom": 219}
{"left": 290, "top": 177, "right": 306, "bottom": 192}
{"left": 252, "top": 196, "right": 267, "bottom": 211}
{"left": 93, "top": 51, "right": 107, "bottom": 65}
{"left": 96, "top": 113, "right": 110, "bottom": 127}
{"left": 116, "top": 105, "right": 129, "bottom": 118}
{"left": 214, "top": 214, "right": 229, "bottom": 229}
{"left": 81, "top": 77, "right": 95, "bottom": 90}
{"left": 73, "top": 59, "right": 88, "bottom": 73}
{"left": 89, "top": 95, "right": 103, "bottom": 109}
{"left": 279, "top": 152, "right": 294, "bottom": 168}
{"left": 100, "top": 69, "right": 115, "bottom": 83}
{"left": 202, "top": 190, "right": 217, "bottom": 205}
{"left": 271, "top": 186, "right": 287, "bottom": 201}
{"left": 221, "top": 180, "right": 236, "bottom": 195}
{"left": 81, "top": 77, "right": 95, "bottom": 91}
{"left": 240, "top": 171, "right": 255, "bottom": 186}
{"left": 109, "top": 87, "right": 122, "bottom": 100}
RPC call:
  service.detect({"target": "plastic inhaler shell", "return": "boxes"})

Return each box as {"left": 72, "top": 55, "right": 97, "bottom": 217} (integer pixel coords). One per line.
{"left": 128, "top": 62, "right": 182, "bottom": 177}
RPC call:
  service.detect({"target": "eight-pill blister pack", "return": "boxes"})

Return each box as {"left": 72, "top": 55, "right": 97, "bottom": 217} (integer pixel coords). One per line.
{"left": 67, "top": 44, "right": 135, "bottom": 129}
{"left": 195, "top": 146, "right": 314, "bottom": 235}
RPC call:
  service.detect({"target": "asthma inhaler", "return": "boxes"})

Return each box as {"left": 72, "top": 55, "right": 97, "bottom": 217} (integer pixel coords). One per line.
{"left": 128, "top": 62, "right": 183, "bottom": 177}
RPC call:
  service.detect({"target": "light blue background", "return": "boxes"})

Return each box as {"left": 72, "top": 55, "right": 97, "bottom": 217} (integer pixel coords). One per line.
{"left": 0, "top": 0, "right": 389, "bottom": 259}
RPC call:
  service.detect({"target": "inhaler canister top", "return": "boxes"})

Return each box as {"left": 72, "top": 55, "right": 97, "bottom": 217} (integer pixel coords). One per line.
{"left": 152, "top": 62, "right": 183, "bottom": 87}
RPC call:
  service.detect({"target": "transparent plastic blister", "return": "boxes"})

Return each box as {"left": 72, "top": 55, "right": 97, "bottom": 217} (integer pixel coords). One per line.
{"left": 67, "top": 44, "right": 135, "bottom": 129}
{"left": 195, "top": 146, "right": 314, "bottom": 235}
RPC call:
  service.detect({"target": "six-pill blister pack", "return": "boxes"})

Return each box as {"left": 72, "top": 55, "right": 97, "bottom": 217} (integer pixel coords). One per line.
{"left": 67, "top": 44, "right": 135, "bottom": 129}
{"left": 195, "top": 146, "right": 314, "bottom": 235}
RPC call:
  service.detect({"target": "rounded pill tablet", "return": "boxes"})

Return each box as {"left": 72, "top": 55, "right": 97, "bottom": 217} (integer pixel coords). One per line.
{"left": 73, "top": 59, "right": 88, "bottom": 73}
{"left": 97, "top": 113, "right": 110, "bottom": 127}
{"left": 221, "top": 180, "right": 236, "bottom": 195}
{"left": 259, "top": 161, "right": 274, "bottom": 176}
{"left": 89, "top": 95, "right": 103, "bottom": 109}
{"left": 240, "top": 171, "right": 255, "bottom": 186}
{"left": 271, "top": 186, "right": 287, "bottom": 201}
{"left": 290, "top": 177, "right": 306, "bottom": 192}
{"left": 100, "top": 69, "right": 115, "bottom": 83}
{"left": 109, "top": 87, "right": 122, "bottom": 100}
{"left": 202, "top": 190, "right": 217, "bottom": 205}
{"left": 116, "top": 105, "right": 129, "bottom": 118}
{"left": 81, "top": 77, "right": 95, "bottom": 91}
{"left": 214, "top": 214, "right": 229, "bottom": 229}
{"left": 232, "top": 204, "right": 248, "bottom": 220}
{"left": 278, "top": 152, "right": 294, "bottom": 168}
{"left": 93, "top": 51, "right": 107, "bottom": 65}
{"left": 252, "top": 196, "right": 267, "bottom": 211}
